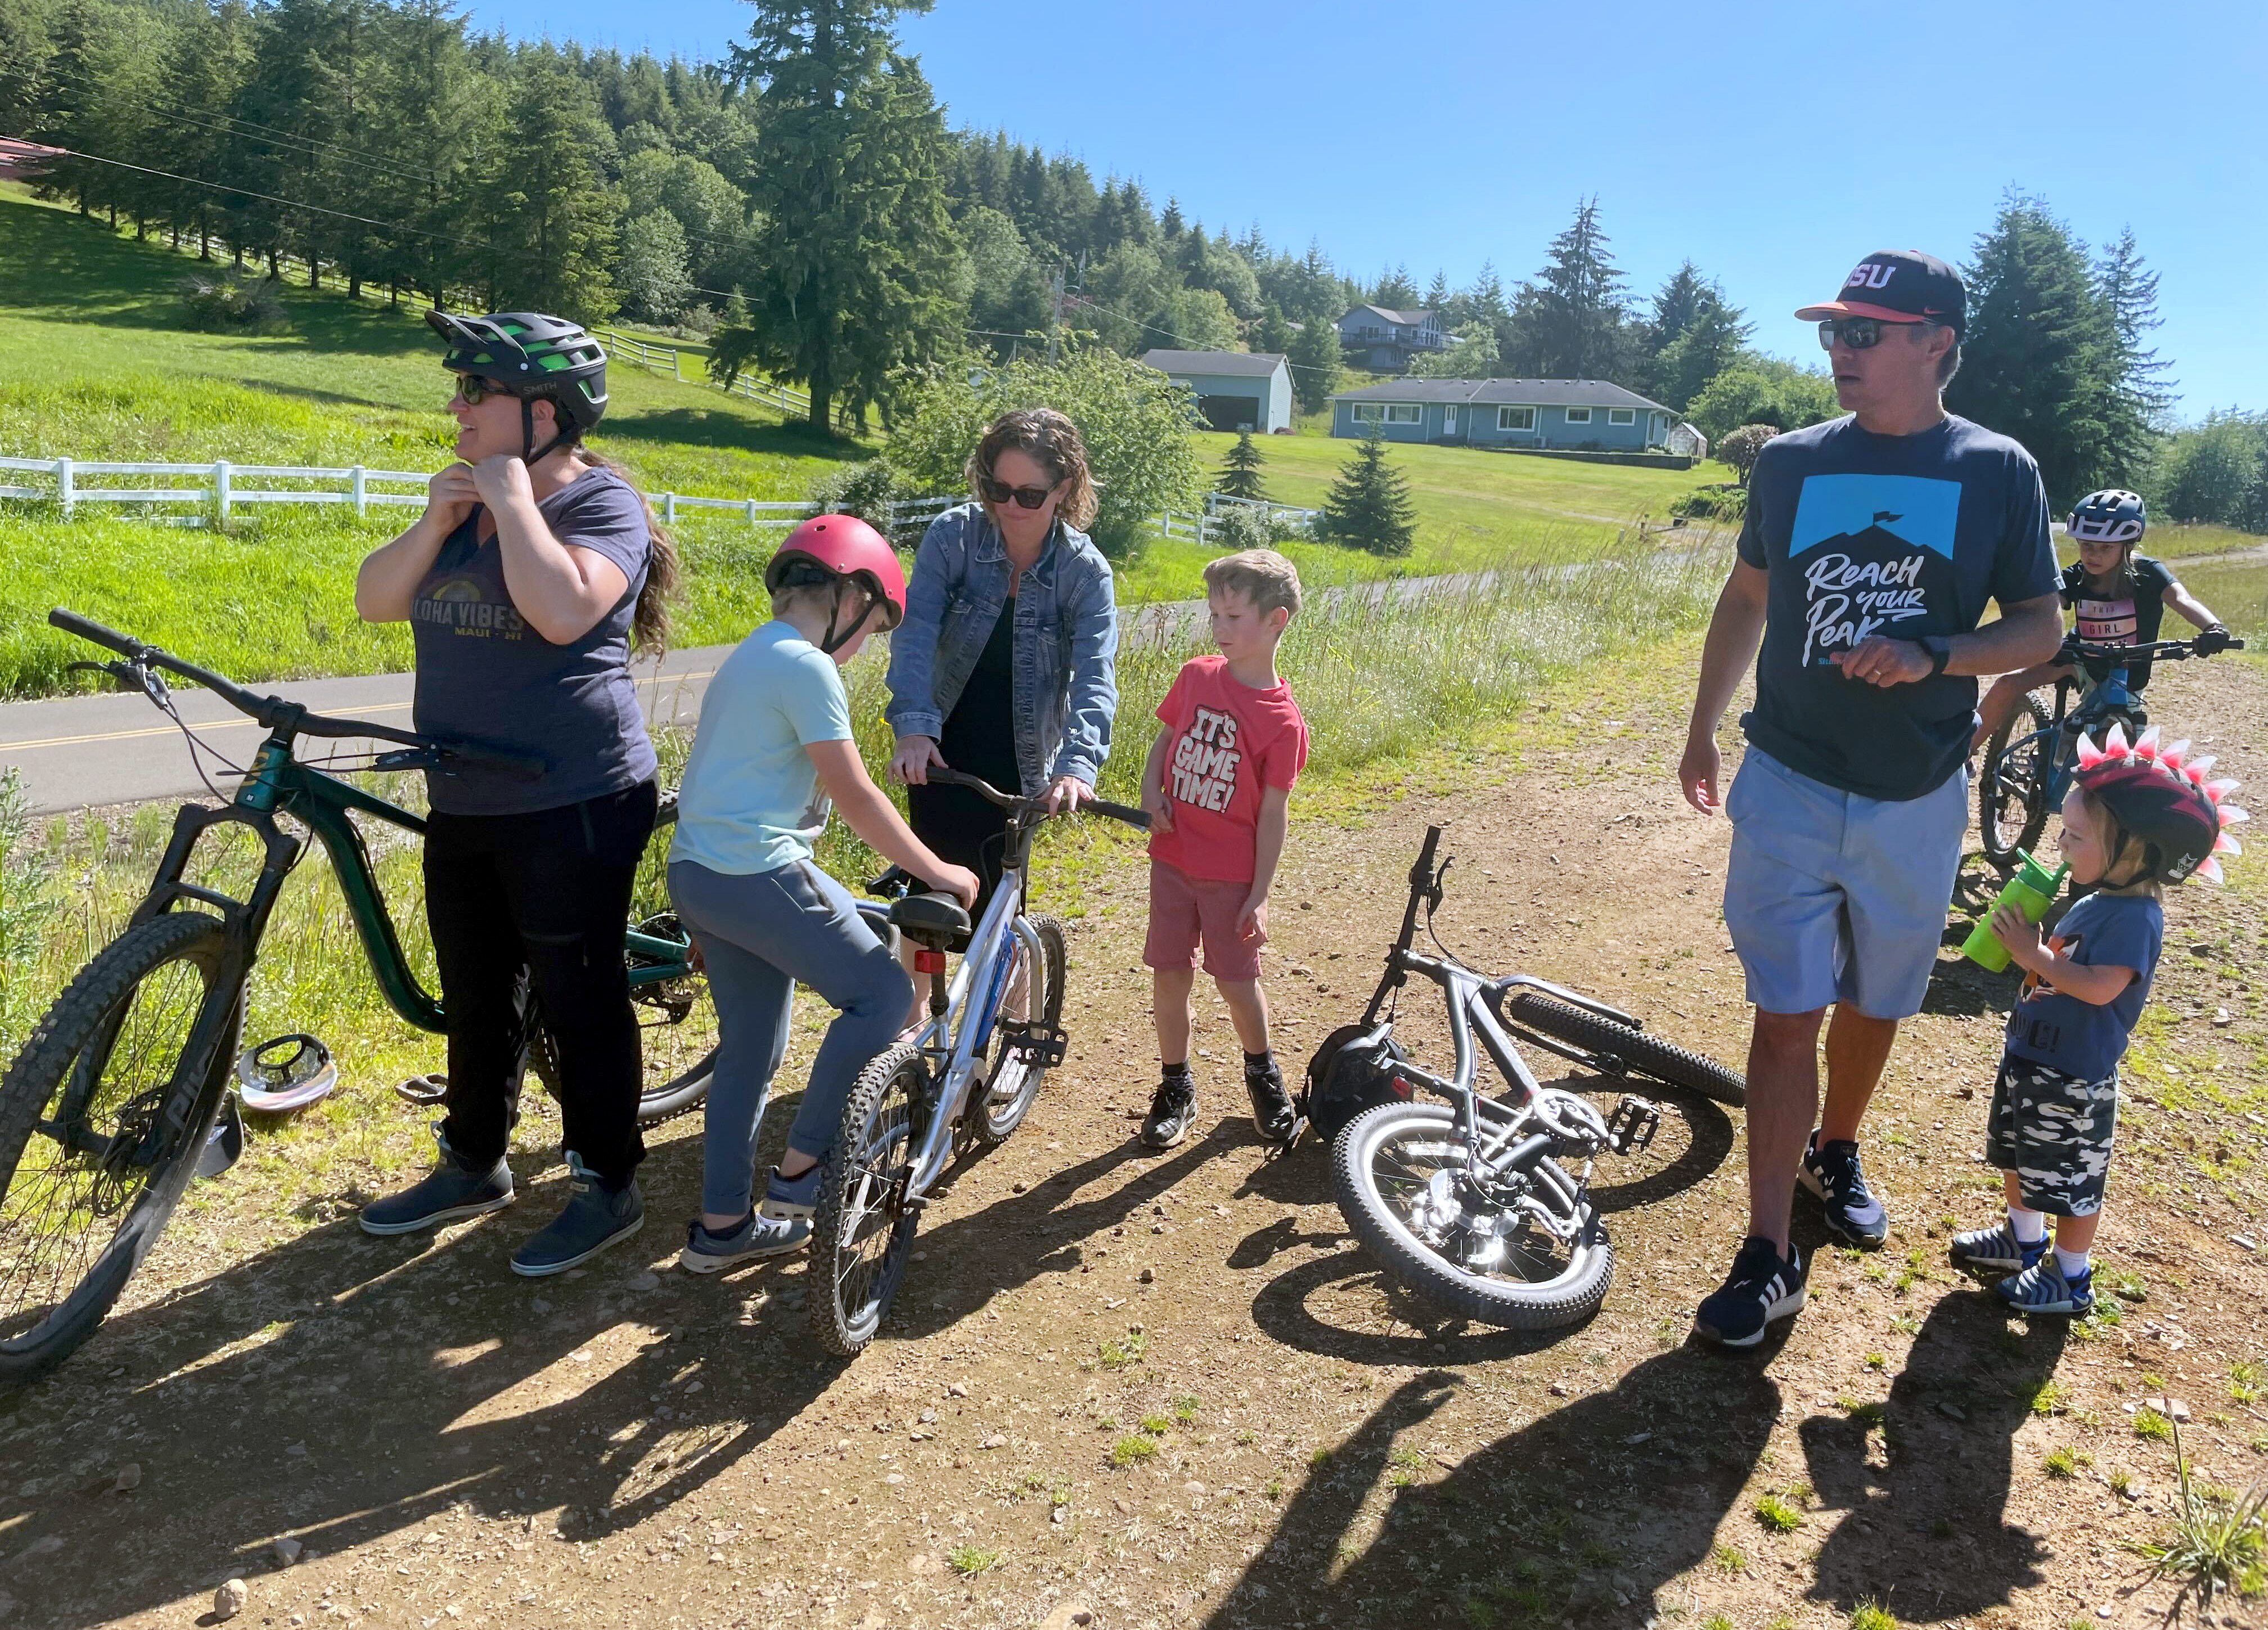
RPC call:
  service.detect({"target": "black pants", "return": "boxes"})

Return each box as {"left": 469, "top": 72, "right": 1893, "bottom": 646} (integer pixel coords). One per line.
{"left": 423, "top": 778, "right": 658, "bottom": 1185}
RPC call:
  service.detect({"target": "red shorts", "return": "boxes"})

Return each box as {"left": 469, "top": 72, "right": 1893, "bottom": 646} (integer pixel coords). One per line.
{"left": 1143, "top": 858, "right": 1263, "bottom": 982}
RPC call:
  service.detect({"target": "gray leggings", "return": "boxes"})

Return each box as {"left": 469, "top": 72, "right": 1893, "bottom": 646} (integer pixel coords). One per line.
{"left": 667, "top": 858, "right": 914, "bottom": 1218}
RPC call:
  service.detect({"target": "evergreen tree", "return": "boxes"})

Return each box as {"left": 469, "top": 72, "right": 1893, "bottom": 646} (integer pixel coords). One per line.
{"left": 2095, "top": 227, "right": 2174, "bottom": 488}
{"left": 480, "top": 50, "right": 620, "bottom": 315}
{"left": 1370, "top": 262, "right": 1418, "bottom": 308}
{"left": 616, "top": 208, "right": 693, "bottom": 321}
{"left": 157, "top": 0, "right": 253, "bottom": 260}
{"left": 1159, "top": 195, "right": 1185, "bottom": 240}
{"left": 1505, "top": 197, "right": 1632, "bottom": 379}
{"left": 1319, "top": 426, "right": 1415, "bottom": 556}
{"left": 1424, "top": 267, "right": 1448, "bottom": 309}
{"left": 1216, "top": 431, "right": 1268, "bottom": 502}
{"left": 1287, "top": 314, "right": 1341, "bottom": 417}
{"left": 1254, "top": 304, "right": 1294, "bottom": 359}
{"left": 725, "top": 0, "right": 962, "bottom": 430}
{"left": 1946, "top": 191, "right": 2116, "bottom": 507}
{"left": 1639, "top": 263, "right": 1752, "bottom": 411}
{"left": 0, "top": 2, "right": 51, "bottom": 140}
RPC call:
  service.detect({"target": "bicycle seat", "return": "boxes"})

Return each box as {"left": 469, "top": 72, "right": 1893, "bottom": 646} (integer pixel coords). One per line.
{"left": 890, "top": 893, "right": 970, "bottom": 945}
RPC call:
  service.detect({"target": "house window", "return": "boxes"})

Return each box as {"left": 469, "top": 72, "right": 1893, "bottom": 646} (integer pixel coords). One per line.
{"left": 1608, "top": 407, "right": 1635, "bottom": 426}
{"left": 1350, "top": 403, "right": 1384, "bottom": 424}
{"left": 1498, "top": 406, "right": 1536, "bottom": 431}
{"left": 1564, "top": 407, "right": 1593, "bottom": 425}
{"left": 1384, "top": 404, "right": 1421, "bottom": 425}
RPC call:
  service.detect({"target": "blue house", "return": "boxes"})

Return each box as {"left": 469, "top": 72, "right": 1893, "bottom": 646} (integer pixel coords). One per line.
{"left": 1335, "top": 305, "right": 1445, "bottom": 371}
{"left": 1139, "top": 350, "right": 1294, "bottom": 434}
{"left": 1329, "top": 378, "right": 1676, "bottom": 452}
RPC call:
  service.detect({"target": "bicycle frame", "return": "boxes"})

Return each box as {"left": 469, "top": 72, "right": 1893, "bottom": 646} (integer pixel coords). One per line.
{"left": 2004, "top": 661, "right": 2143, "bottom": 819}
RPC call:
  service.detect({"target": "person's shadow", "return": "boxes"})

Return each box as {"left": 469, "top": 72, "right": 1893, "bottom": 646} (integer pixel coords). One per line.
{"left": 1801, "top": 1291, "right": 2067, "bottom": 1619}
{"left": 1202, "top": 1352, "right": 1783, "bottom": 1627}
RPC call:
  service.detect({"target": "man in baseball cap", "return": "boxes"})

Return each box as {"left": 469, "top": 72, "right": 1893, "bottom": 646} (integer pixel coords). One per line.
{"left": 1676, "top": 247, "right": 2064, "bottom": 1349}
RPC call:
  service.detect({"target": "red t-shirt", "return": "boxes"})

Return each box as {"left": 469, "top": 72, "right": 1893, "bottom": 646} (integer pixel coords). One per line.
{"left": 1148, "top": 655, "right": 1309, "bottom": 883}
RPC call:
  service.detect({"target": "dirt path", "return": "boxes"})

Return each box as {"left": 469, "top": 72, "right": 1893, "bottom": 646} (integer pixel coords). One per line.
{"left": 4, "top": 649, "right": 2264, "bottom": 1630}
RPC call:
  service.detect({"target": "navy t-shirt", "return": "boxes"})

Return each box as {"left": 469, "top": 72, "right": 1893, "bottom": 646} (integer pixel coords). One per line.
{"left": 2063, "top": 555, "right": 2178, "bottom": 692}
{"left": 2004, "top": 890, "right": 2162, "bottom": 1080}
{"left": 1737, "top": 414, "right": 2059, "bottom": 801}
{"left": 410, "top": 466, "right": 657, "bottom": 816}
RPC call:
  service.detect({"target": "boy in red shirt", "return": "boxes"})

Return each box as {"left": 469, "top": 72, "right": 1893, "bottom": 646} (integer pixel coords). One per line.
{"left": 1137, "top": 550, "right": 1310, "bottom": 1150}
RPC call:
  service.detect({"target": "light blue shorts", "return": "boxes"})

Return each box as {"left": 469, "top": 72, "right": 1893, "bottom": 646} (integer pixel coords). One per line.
{"left": 1723, "top": 748, "right": 1968, "bottom": 1021}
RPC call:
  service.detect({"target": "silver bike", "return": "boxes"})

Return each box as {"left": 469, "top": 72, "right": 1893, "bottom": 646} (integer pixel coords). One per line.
{"left": 811, "top": 769, "right": 1147, "bottom": 1355}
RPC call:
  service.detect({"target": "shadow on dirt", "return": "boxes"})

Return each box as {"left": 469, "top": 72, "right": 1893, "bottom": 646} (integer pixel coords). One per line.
{"left": 1201, "top": 1352, "right": 1783, "bottom": 1627}
{"left": 1801, "top": 1289, "right": 2067, "bottom": 1620}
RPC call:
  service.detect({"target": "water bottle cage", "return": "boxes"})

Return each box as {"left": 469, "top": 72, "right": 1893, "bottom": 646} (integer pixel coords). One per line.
{"left": 999, "top": 1020, "right": 1069, "bottom": 1068}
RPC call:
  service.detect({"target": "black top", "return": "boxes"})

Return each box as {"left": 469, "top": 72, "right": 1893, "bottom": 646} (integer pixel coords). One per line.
{"left": 938, "top": 593, "right": 1021, "bottom": 793}
{"left": 2062, "top": 555, "right": 2178, "bottom": 692}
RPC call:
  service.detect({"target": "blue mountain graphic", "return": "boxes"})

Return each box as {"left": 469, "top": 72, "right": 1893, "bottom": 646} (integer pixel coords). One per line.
{"left": 1790, "top": 476, "right": 1961, "bottom": 559}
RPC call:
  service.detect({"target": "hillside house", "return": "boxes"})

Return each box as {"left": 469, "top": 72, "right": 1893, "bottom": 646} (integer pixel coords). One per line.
{"left": 1335, "top": 305, "right": 1445, "bottom": 371}
{"left": 1139, "top": 350, "right": 1294, "bottom": 434}
{"left": 1330, "top": 378, "right": 1675, "bottom": 452}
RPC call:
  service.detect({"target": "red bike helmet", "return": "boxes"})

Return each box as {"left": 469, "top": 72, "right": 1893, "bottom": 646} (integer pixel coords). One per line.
{"left": 2073, "top": 723, "right": 2247, "bottom": 885}
{"left": 765, "top": 514, "right": 906, "bottom": 652}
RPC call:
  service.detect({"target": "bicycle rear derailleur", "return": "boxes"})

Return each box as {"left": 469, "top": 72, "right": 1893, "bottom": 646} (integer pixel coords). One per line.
{"left": 1604, "top": 1095, "right": 1662, "bottom": 1156}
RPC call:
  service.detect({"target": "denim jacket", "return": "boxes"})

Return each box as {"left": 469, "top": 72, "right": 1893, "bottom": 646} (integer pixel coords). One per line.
{"left": 884, "top": 502, "right": 1119, "bottom": 793}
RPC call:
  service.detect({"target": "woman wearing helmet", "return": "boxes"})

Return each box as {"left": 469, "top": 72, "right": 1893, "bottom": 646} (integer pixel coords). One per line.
{"left": 353, "top": 311, "right": 680, "bottom": 1277}
{"left": 665, "top": 516, "right": 980, "bottom": 1271}
{"left": 1972, "top": 489, "right": 2230, "bottom": 753}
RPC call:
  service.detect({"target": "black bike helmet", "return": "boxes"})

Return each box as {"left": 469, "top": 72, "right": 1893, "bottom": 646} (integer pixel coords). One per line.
{"left": 1302, "top": 1023, "right": 1414, "bottom": 1142}
{"left": 2073, "top": 723, "right": 2247, "bottom": 885}
{"left": 2068, "top": 488, "right": 2145, "bottom": 546}
{"left": 427, "top": 310, "right": 608, "bottom": 465}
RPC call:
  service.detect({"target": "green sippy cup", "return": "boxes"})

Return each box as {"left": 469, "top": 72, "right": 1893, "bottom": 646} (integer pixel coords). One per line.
{"left": 1960, "top": 849, "right": 2070, "bottom": 972}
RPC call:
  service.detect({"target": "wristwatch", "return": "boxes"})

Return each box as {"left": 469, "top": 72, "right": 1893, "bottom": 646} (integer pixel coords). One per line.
{"left": 1920, "top": 636, "right": 1952, "bottom": 677}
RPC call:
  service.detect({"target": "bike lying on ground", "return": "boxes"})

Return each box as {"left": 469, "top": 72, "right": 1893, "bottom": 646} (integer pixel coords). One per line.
{"left": 1321, "top": 826, "right": 1745, "bottom": 1331}
{"left": 0, "top": 609, "right": 716, "bottom": 1381}
{"left": 1979, "top": 633, "right": 2245, "bottom": 870}
{"left": 809, "top": 768, "right": 1147, "bottom": 1357}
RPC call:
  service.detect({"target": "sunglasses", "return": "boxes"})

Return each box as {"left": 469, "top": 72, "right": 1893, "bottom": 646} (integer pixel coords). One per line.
{"left": 1816, "top": 316, "right": 1925, "bottom": 352}
{"left": 451, "top": 375, "right": 520, "bottom": 406}
{"left": 978, "top": 474, "right": 1058, "bottom": 510}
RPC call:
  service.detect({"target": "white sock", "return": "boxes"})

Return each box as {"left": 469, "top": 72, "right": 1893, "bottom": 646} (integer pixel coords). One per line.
{"left": 2006, "top": 1204, "right": 2047, "bottom": 1244}
{"left": 2053, "top": 1245, "right": 2091, "bottom": 1280}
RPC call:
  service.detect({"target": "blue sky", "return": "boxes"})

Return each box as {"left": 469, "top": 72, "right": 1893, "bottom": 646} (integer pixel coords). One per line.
{"left": 480, "top": 0, "right": 2266, "bottom": 417}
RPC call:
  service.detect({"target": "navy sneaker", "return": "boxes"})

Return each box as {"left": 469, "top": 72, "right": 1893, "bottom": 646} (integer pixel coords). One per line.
{"left": 679, "top": 1211, "right": 807, "bottom": 1273}
{"left": 510, "top": 1153, "right": 644, "bottom": 1278}
{"left": 1949, "top": 1220, "right": 2048, "bottom": 1276}
{"left": 1993, "top": 1258, "right": 2094, "bottom": 1316}
{"left": 759, "top": 1164, "right": 825, "bottom": 1224}
{"left": 1798, "top": 1131, "right": 1889, "bottom": 1248}
{"left": 1141, "top": 1074, "right": 1198, "bottom": 1150}
{"left": 359, "top": 1130, "right": 512, "bottom": 1236}
{"left": 1693, "top": 1236, "right": 1809, "bottom": 1348}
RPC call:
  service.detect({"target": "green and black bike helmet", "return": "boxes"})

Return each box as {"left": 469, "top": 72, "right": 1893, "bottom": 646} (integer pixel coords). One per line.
{"left": 426, "top": 310, "right": 608, "bottom": 465}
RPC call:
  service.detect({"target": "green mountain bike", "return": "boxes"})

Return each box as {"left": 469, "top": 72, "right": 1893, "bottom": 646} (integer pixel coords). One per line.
{"left": 0, "top": 610, "right": 716, "bottom": 1381}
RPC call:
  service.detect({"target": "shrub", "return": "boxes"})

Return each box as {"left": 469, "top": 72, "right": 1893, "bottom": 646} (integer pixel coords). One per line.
{"left": 1216, "top": 431, "right": 1268, "bottom": 502}
{"left": 179, "top": 268, "right": 288, "bottom": 335}
{"left": 1670, "top": 483, "right": 1747, "bottom": 522}
{"left": 806, "top": 459, "right": 906, "bottom": 536}
{"left": 885, "top": 340, "right": 1205, "bottom": 561}
{"left": 1716, "top": 424, "right": 1779, "bottom": 487}
{"left": 1318, "top": 426, "right": 1416, "bottom": 556}
{"left": 1210, "top": 505, "right": 1272, "bottom": 553}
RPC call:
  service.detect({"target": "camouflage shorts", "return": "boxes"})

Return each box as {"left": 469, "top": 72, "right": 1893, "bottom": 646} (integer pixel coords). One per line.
{"left": 1986, "top": 1053, "right": 2118, "bottom": 1217}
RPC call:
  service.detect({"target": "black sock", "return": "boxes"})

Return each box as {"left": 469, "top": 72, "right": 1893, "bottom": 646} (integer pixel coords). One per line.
{"left": 1162, "top": 1061, "right": 1193, "bottom": 1084}
{"left": 1244, "top": 1050, "right": 1277, "bottom": 1079}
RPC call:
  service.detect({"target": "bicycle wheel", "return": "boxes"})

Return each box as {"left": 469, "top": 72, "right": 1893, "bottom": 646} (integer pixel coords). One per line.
{"left": 810, "top": 1042, "right": 927, "bottom": 1357}
{"left": 964, "top": 915, "right": 1067, "bottom": 1149}
{"left": 1500, "top": 992, "right": 1745, "bottom": 1107}
{"left": 1979, "top": 694, "right": 2054, "bottom": 868}
{"left": 1333, "top": 1101, "right": 1614, "bottom": 1331}
{"left": 626, "top": 793, "right": 717, "bottom": 1126}
{"left": 0, "top": 912, "right": 240, "bottom": 1381}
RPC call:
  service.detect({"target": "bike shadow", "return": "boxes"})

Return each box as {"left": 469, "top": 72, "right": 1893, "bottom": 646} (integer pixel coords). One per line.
{"left": 0, "top": 1128, "right": 839, "bottom": 1627}
{"left": 1799, "top": 1289, "right": 2067, "bottom": 1619}
{"left": 1199, "top": 1352, "right": 1783, "bottom": 1627}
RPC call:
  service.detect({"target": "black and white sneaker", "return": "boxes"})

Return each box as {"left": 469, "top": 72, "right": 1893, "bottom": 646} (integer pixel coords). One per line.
{"left": 1140, "top": 1075, "right": 1198, "bottom": 1150}
{"left": 1693, "top": 1236, "right": 1809, "bottom": 1348}
{"left": 1245, "top": 1062, "right": 1300, "bottom": 1146}
{"left": 1798, "top": 1131, "right": 1889, "bottom": 1248}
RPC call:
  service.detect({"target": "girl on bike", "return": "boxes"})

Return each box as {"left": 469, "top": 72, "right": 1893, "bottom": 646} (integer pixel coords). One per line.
{"left": 669, "top": 518, "right": 979, "bottom": 1271}
{"left": 1973, "top": 489, "right": 2231, "bottom": 754}
{"left": 353, "top": 312, "right": 678, "bottom": 1278}
{"left": 884, "top": 409, "right": 1120, "bottom": 1019}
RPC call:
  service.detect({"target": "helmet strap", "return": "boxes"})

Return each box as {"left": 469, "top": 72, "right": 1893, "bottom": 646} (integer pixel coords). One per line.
{"left": 520, "top": 394, "right": 571, "bottom": 470}
{"left": 817, "top": 580, "right": 862, "bottom": 656}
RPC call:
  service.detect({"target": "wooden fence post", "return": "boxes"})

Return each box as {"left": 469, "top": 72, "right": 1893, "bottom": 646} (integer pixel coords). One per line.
{"left": 55, "top": 457, "right": 73, "bottom": 519}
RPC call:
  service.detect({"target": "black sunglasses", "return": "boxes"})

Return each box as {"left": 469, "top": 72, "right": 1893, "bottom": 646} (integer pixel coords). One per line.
{"left": 451, "top": 375, "right": 521, "bottom": 406}
{"left": 1816, "top": 316, "right": 1926, "bottom": 352}
{"left": 978, "top": 474, "right": 1058, "bottom": 510}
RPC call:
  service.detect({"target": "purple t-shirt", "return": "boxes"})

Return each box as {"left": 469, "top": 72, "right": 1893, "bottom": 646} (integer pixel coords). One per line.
{"left": 409, "top": 466, "right": 656, "bottom": 816}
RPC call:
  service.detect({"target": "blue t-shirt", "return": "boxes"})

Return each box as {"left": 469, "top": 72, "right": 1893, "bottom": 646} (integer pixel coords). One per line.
{"left": 1737, "top": 413, "right": 2059, "bottom": 801}
{"left": 669, "top": 621, "right": 854, "bottom": 875}
{"left": 2004, "top": 890, "right": 2163, "bottom": 1080}
{"left": 410, "top": 466, "right": 656, "bottom": 816}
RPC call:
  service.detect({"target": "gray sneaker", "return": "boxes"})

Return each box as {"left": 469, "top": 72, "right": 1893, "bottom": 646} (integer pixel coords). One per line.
{"left": 679, "top": 1211, "right": 809, "bottom": 1273}
{"left": 359, "top": 1131, "right": 513, "bottom": 1236}
{"left": 510, "top": 1152, "right": 644, "bottom": 1278}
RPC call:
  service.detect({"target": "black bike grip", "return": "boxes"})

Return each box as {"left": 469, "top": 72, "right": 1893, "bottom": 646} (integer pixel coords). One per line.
{"left": 48, "top": 606, "right": 140, "bottom": 656}
{"left": 866, "top": 866, "right": 914, "bottom": 896}
{"left": 1087, "top": 799, "right": 1150, "bottom": 829}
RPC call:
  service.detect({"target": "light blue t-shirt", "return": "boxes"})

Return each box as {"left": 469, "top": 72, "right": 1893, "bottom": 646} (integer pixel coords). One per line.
{"left": 669, "top": 622, "right": 853, "bottom": 875}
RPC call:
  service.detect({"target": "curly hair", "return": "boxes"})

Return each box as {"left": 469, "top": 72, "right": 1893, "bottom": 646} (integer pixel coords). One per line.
{"left": 965, "top": 408, "right": 1098, "bottom": 530}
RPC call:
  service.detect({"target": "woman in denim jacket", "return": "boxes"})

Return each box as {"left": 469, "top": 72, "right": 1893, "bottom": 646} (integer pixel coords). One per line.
{"left": 885, "top": 408, "right": 1120, "bottom": 932}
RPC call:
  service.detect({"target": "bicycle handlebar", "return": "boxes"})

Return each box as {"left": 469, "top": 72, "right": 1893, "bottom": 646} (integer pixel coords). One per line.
{"left": 50, "top": 606, "right": 545, "bottom": 778}
{"left": 924, "top": 766, "right": 1150, "bottom": 830}
{"left": 2064, "top": 634, "right": 2244, "bottom": 664}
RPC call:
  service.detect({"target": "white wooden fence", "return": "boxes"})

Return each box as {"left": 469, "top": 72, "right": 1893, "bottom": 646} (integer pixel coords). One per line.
{"left": 595, "top": 327, "right": 812, "bottom": 420}
{"left": 1205, "top": 492, "right": 1320, "bottom": 529}
{"left": 1162, "top": 492, "right": 1321, "bottom": 545}
{"left": 0, "top": 453, "right": 956, "bottom": 536}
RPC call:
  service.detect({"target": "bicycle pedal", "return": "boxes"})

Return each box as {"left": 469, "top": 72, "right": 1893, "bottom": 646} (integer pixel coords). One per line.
{"left": 1605, "top": 1095, "right": 1662, "bottom": 1155}
{"left": 394, "top": 1073, "right": 448, "bottom": 1107}
{"left": 1000, "top": 1020, "right": 1068, "bottom": 1068}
